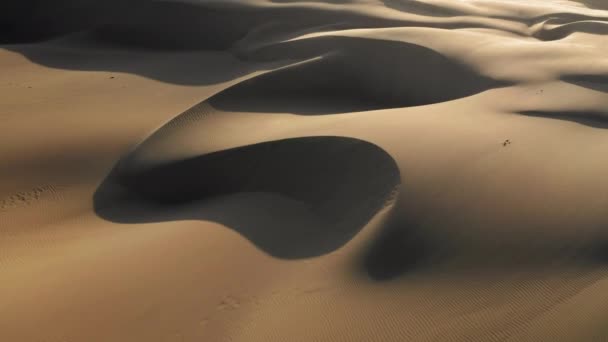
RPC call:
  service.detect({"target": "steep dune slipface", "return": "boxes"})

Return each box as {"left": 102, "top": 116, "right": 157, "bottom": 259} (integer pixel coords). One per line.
{"left": 2, "top": 0, "right": 608, "bottom": 341}
{"left": 212, "top": 36, "right": 506, "bottom": 114}
{"left": 95, "top": 137, "right": 400, "bottom": 258}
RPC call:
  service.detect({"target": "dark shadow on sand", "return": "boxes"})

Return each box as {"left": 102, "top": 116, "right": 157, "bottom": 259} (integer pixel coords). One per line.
{"left": 519, "top": 110, "right": 608, "bottom": 129}
{"left": 534, "top": 20, "right": 608, "bottom": 41}
{"left": 210, "top": 37, "right": 510, "bottom": 115}
{"left": 381, "top": 0, "right": 462, "bottom": 17}
{"left": 1, "top": 0, "right": 275, "bottom": 47}
{"left": 360, "top": 204, "right": 434, "bottom": 281}
{"left": 3, "top": 0, "right": 538, "bottom": 86}
{"left": 562, "top": 74, "right": 608, "bottom": 93}
{"left": 94, "top": 136, "right": 401, "bottom": 259}
{"left": 1, "top": 0, "right": 534, "bottom": 47}
{"left": 358, "top": 197, "right": 608, "bottom": 281}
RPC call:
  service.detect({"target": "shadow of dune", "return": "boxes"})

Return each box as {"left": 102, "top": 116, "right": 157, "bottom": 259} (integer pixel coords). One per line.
{"left": 211, "top": 36, "right": 508, "bottom": 115}
{"left": 94, "top": 136, "right": 401, "bottom": 259}
{"left": 587, "top": 240, "right": 608, "bottom": 265}
{"left": 562, "top": 74, "right": 608, "bottom": 93}
{"left": 9, "top": 0, "right": 587, "bottom": 90}
{"left": 0, "top": 0, "right": 470, "bottom": 47}
{"left": 518, "top": 110, "right": 608, "bottom": 129}
{"left": 360, "top": 202, "right": 435, "bottom": 281}
{"left": 580, "top": 0, "right": 608, "bottom": 10}
{"left": 533, "top": 20, "right": 608, "bottom": 41}
{"left": 1, "top": 0, "right": 130, "bottom": 44}
{"left": 1, "top": 0, "right": 263, "bottom": 46}
{"left": 1, "top": 45, "right": 273, "bottom": 86}
{"left": 356, "top": 182, "right": 608, "bottom": 281}
{"left": 1, "top": 0, "right": 536, "bottom": 47}
{"left": 2, "top": 1, "right": 512, "bottom": 88}
{"left": 358, "top": 201, "right": 608, "bottom": 281}
{"left": 381, "top": 0, "right": 463, "bottom": 17}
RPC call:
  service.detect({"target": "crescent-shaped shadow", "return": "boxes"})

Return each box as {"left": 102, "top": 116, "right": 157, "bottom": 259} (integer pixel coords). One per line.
{"left": 216, "top": 36, "right": 508, "bottom": 115}
{"left": 94, "top": 136, "right": 401, "bottom": 259}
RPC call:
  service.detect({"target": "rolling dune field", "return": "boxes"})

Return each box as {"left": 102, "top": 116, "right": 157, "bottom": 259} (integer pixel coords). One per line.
{"left": 1, "top": 0, "right": 608, "bottom": 341}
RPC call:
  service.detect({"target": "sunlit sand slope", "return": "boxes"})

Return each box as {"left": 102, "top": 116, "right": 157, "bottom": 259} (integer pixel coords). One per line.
{"left": 1, "top": 0, "right": 608, "bottom": 341}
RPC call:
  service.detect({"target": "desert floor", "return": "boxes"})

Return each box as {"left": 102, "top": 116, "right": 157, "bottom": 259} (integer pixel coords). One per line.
{"left": 1, "top": 0, "right": 608, "bottom": 341}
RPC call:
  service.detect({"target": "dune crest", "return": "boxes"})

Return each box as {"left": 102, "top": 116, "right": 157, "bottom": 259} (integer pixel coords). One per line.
{"left": 95, "top": 136, "right": 400, "bottom": 258}
{"left": 2, "top": 0, "right": 608, "bottom": 341}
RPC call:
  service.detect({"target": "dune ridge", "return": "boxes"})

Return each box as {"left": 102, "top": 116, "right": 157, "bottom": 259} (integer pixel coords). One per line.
{"left": 2, "top": 0, "right": 608, "bottom": 341}
{"left": 95, "top": 136, "right": 400, "bottom": 258}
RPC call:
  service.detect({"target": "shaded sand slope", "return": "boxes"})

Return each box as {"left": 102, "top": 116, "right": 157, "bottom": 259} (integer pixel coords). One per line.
{"left": 213, "top": 36, "right": 506, "bottom": 114}
{"left": 2, "top": 0, "right": 608, "bottom": 341}
{"left": 95, "top": 137, "right": 400, "bottom": 258}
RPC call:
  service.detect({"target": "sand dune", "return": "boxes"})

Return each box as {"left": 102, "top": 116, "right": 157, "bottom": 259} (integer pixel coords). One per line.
{"left": 2, "top": 0, "right": 608, "bottom": 341}
{"left": 96, "top": 136, "right": 400, "bottom": 258}
{"left": 218, "top": 36, "right": 505, "bottom": 114}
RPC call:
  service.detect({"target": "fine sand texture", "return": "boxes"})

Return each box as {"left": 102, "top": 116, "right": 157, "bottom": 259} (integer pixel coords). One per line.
{"left": 2, "top": 0, "right": 608, "bottom": 341}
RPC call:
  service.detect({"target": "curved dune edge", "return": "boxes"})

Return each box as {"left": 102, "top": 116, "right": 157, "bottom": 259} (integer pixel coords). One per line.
{"left": 532, "top": 18, "right": 608, "bottom": 40}
{"left": 211, "top": 36, "right": 507, "bottom": 115}
{"left": 2, "top": 0, "right": 608, "bottom": 341}
{"left": 4, "top": 0, "right": 608, "bottom": 45}
{"left": 95, "top": 136, "right": 401, "bottom": 258}
{"left": 359, "top": 194, "right": 608, "bottom": 281}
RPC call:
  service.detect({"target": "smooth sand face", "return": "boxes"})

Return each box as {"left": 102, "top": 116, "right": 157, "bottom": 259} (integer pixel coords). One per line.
{"left": 1, "top": 0, "right": 608, "bottom": 341}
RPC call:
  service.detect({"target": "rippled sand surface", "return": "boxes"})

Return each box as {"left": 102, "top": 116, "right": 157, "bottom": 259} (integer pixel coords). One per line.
{"left": 1, "top": 1, "right": 608, "bottom": 341}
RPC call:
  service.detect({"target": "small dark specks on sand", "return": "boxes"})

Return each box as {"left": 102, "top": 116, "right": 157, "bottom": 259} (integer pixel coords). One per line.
{"left": 502, "top": 139, "right": 512, "bottom": 147}
{"left": 217, "top": 296, "right": 241, "bottom": 311}
{"left": 0, "top": 185, "right": 57, "bottom": 211}
{"left": 109, "top": 76, "right": 115, "bottom": 79}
